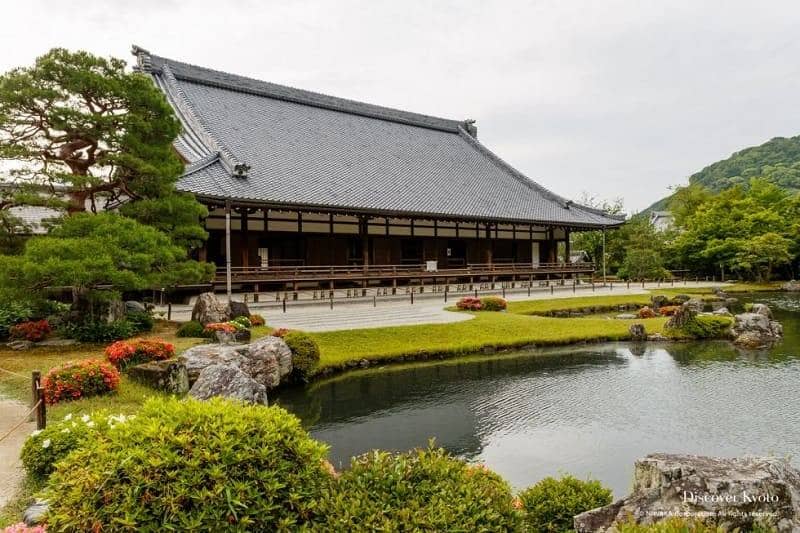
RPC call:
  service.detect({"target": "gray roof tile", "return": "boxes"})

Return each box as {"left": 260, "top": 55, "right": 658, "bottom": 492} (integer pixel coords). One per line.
{"left": 133, "top": 46, "right": 623, "bottom": 228}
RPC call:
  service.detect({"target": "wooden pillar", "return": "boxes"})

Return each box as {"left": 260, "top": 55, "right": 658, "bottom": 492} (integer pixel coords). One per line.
{"left": 241, "top": 209, "right": 249, "bottom": 268}
{"left": 486, "top": 223, "right": 494, "bottom": 265}
{"left": 564, "top": 228, "right": 570, "bottom": 265}
{"left": 225, "top": 200, "right": 232, "bottom": 301}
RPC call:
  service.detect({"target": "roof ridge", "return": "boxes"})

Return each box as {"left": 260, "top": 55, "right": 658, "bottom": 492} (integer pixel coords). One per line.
{"left": 132, "top": 46, "right": 468, "bottom": 135}
{"left": 159, "top": 64, "right": 250, "bottom": 177}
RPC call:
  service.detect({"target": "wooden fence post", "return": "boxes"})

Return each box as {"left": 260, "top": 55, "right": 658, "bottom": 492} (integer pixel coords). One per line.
{"left": 31, "top": 371, "right": 46, "bottom": 429}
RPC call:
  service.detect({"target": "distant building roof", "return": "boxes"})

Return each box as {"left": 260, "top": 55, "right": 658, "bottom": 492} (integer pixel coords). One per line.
{"left": 133, "top": 46, "right": 624, "bottom": 230}
{"left": 8, "top": 206, "right": 62, "bottom": 234}
{"left": 649, "top": 210, "right": 674, "bottom": 231}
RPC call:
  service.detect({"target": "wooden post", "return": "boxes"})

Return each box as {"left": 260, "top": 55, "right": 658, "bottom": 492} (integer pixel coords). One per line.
{"left": 225, "top": 201, "right": 233, "bottom": 301}
{"left": 31, "top": 371, "right": 45, "bottom": 429}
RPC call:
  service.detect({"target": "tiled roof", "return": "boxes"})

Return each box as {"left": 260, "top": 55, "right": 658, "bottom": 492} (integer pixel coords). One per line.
{"left": 133, "top": 46, "right": 624, "bottom": 229}
{"left": 8, "top": 206, "right": 62, "bottom": 234}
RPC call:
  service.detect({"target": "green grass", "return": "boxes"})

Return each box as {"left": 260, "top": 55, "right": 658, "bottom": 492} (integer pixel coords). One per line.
{"left": 311, "top": 313, "right": 669, "bottom": 370}
{"left": 506, "top": 294, "right": 653, "bottom": 315}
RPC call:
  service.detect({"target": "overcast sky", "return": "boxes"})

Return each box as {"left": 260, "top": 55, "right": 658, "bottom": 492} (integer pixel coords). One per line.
{"left": 3, "top": 0, "right": 800, "bottom": 212}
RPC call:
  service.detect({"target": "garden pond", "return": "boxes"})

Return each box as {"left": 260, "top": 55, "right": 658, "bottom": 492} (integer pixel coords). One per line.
{"left": 275, "top": 292, "right": 800, "bottom": 496}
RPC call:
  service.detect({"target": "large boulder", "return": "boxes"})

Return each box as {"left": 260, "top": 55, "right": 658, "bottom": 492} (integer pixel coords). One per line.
{"left": 732, "top": 308, "right": 783, "bottom": 349}
{"left": 128, "top": 359, "right": 189, "bottom": 394}
{"left": 179, "top": 336, "right": 293, "bottom": 389}
{"left": 189, "top": 364, "right": 268, "bottom": 405}
{"left": 574, "top": 454, "right": 800, "bottom": 532}
{"left": 249, "top": 335, "right": 293, "bottom": 386}
{"left": 191, "top": 292, "right": 230, "bottom": 325}
{"left": 125, "top": 300, "right": 147, "bottom": 314}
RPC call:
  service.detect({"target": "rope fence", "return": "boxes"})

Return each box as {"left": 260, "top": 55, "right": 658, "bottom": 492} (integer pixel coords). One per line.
{"left": 0, "top": 399, "right": 42, "bottom": 444}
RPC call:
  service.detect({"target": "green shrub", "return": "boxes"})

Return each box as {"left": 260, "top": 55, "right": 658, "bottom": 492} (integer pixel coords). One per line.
{"left": 126, "top": 310, "right": 154, "bottom": 333}
{"left": 480, "top": 296, "right": 508, "bottom": 311}
{"left": 0, "top": 301, "right": 33, "bottom": 339}
{"left": 284, "top": 331, "right": 321, "bottom": 380}
{"left": 59, "top": 319, "right": 135, "bottom": 343}
{"left": 518, "top": 474, "right": 612, "bottom": 532}
{"left": 45, "top": 398, "right": 331, "bottom": 531}
{"left": 175, "top": 320, "right": 206, "bottom": 338}
{"left": 667, "top": 315, "right": 733, "bottom": 340}
{"left": 320, "top": 446, "right": 519, "bottom": 531}
{"left": 20, "top": 411, "right": 132, "bottom": 481}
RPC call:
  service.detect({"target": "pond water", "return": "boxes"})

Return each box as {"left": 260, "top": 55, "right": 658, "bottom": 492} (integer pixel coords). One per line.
{"left": 275, "top": 293, "right": 800, "bottom": 496}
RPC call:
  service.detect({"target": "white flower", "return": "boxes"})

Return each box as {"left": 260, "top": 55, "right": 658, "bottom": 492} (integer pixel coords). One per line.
{"left": 81, "top": 414, "right": 90, "bottom": 423}
{"left": 30, "top": 430, "right": 42, "bottom": 437}
{"left": 86, "top": 421, "right": 95, "bottom": 428}
{"left": 61, "top": 428, "right": 70, "bottom": 434}
{"left": 42, "top": 439, "right": 51, "bottom": 449}
{"left": 63, "top": 414, "right": 73, "bottom": 421}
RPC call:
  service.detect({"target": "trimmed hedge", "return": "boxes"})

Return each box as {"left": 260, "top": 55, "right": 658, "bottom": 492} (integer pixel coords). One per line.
{"left": 320, "top": 447, "right": 519, "bottom": 531}
{"left": 59, "top": 319, "right": 135, "bottom": 343}
{"left": 175, "top": 320, "right": 206, "bottom": 338}
{"left": 44, "top": 398, "right": 332, "bottom": 531}
{"left": 518, "top": 474, "right": 612, "bottom": 532}
{"left": 41, "top": 359, "right": 121, "bottom": 405}
{"left": 104, "top": 338, "right": 175, "bottom": 369}
{"left": 480, "top": 296, "right": 508, "bottom": 311}
{"left": 284, "top": 331, "right": 321, "bottom": 380}
{"left": 20, "top": 412, "right": 131, "bottom": 481}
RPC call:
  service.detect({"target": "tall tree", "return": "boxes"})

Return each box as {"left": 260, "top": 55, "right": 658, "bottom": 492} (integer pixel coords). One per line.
{"left": 0, "top": 48, "right": 208, "bottom": 250}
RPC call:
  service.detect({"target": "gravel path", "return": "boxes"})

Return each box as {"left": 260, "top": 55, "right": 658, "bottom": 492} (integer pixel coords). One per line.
{"left": 156, "top": 282, "right": 724, "bottom": 332}
{"left": 0, "top": 397, "right": 34, "bottom": 509}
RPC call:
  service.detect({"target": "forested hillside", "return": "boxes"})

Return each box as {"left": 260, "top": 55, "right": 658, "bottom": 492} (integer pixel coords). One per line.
{"left": 645, "top": 135, "right": 800, "bottom": 212}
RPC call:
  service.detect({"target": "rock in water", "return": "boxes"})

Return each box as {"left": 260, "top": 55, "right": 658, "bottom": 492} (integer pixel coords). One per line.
{"left": 732, "top": 304, "right": 782, "bottom": 348}
{"left": 128, "top": 359, "right": 189, "bottom": 394}
{"left": 574, "top": 453, "right": 800, "bottom": 532}
{"left": 191, "top": 292, "right": 230, "bottom": 325}
{"left": 629, "top": 323, "right": 647, "bottom": 342}
{"left": 189, "top": 364, "right": 268, "bottom": 405}
{"left": 615, "top": 313, "right": 637, "bottom": 320}
{"left": 685, "top": 298, "right": 705, "bottom": 313}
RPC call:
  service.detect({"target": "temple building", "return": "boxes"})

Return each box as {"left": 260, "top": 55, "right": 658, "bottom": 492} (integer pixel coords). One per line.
{"left": 132, "top": 46, "right": 624, "bottom": 294}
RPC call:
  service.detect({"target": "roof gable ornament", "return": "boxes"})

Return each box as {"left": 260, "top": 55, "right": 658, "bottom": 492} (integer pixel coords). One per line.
{"left": 233, "top": 163, "right": 251, "bottom": 178}
{"left": 463, "top": 119, "right": 478, "bottom": 138}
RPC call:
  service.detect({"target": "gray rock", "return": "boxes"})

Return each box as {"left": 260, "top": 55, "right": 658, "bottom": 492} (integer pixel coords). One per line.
{"left": 672, "top": 294, "right": 691, "bottom": 304}
{"left": 615, "top": 313, "right": 637, "bottom": 320}
{"left": 37, "top": 338, "right": 78, "bottom": 347}
{"left": 191, "top": 292, "right": 230, "bottom": 325}
{"left": 724, "top": 297, "right": 739, "bottom": 307}
{"left": 732, "top": 306, "right": 782, "bottom": 348}
{"left": 665, "top": 302, "right": 696, "bottom": 329}
{"left": 712, "top": 307, "right": 732, "bottom": 316}
{"left": 189, "top": 364, "right": 268, "bottom": 405}
{"left": 574, "top": 453, "right": 800, "bottom": 532}
{"left": 227, "top": 300, "right": 251, "bottom": 319}
{"left": 650, "top": 295, "right": 669, "bottom": 310}
{"left": 6, "top": 340, "right": 34, "bottom": 351}
{"left": 179, "top": 336, "right": 293, "bottom": 389}
{"left": 751, "top": 303, "right": 773, "bottom": 319}
{"left": 629, "top": 323, "right": 647, "bottom": 342}
{"left": 249, "top": 336, "right": 293, "bottom": 385}
{"left": 213, "top": 329, "right": 251, "bottom": 345}
{"left": 128, "top": 359, "right": 189, "bottom": 394}
{"left": 685, "top": 298, "right": 705, "bottom": 313}
{"left": 125, "top": 300, "right": 147, "bottom": 314}
{"left": 23, "top": 499, "right": 48, "bottom": 525}
{"left": 781, "top": 280, "right": 800, "bottom": 292}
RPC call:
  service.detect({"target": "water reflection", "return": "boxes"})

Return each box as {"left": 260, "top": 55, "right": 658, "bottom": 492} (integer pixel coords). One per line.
{"left": 275, "top": 293, "right": 800, "bottom": 496}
